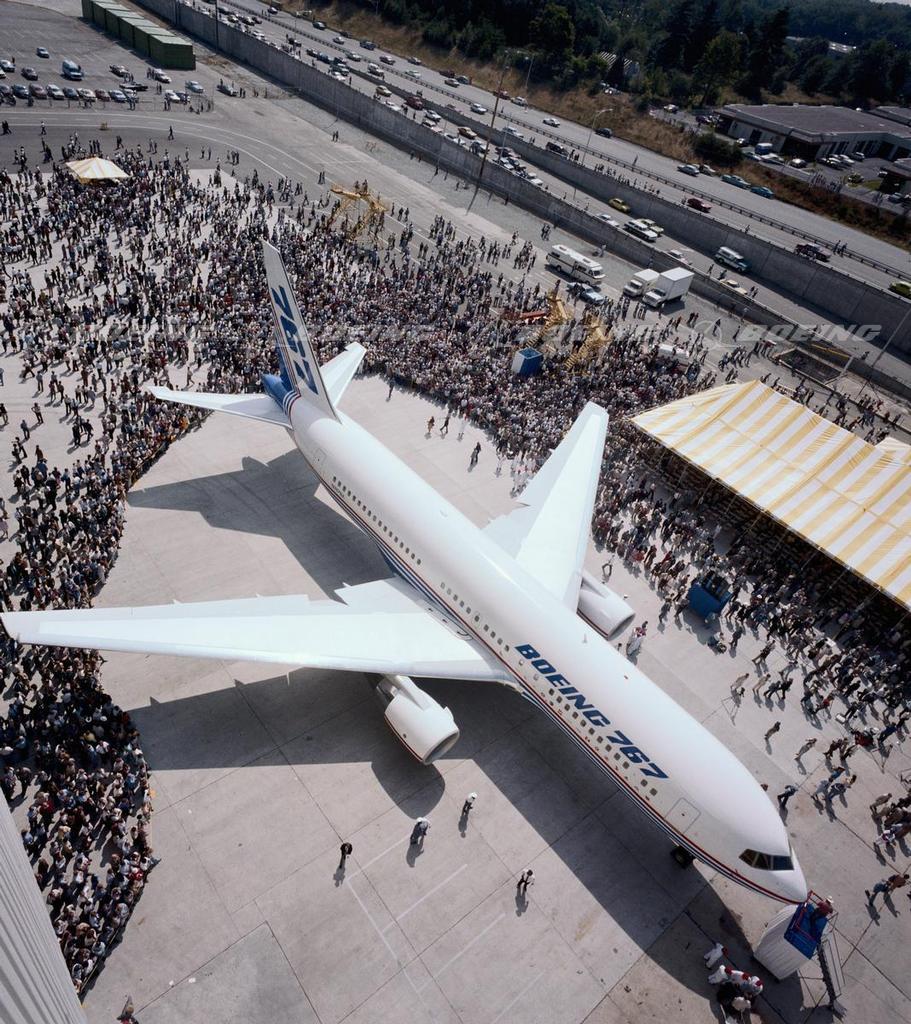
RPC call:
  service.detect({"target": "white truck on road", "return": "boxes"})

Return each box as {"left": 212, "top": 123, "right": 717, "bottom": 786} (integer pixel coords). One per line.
{"left": 642, "top": 267, "right": 695, "bottom": 309}
{"left": 623, "top": 268, "right": 660, "bottom": 298}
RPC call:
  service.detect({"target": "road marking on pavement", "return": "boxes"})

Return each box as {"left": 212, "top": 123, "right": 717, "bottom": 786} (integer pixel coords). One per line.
{"left": 424, "top": 910, "right": 506, "bottom": 981}
{"left": 389, "top": 863, "right": 468, "bottom": 926}
{"left": 490, "top": 970, "right": 544, "bottom": 1024}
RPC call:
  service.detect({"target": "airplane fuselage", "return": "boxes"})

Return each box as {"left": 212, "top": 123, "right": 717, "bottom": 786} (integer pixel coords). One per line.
{"left": 287, "top": 397, "right": 807, "bottom": 905}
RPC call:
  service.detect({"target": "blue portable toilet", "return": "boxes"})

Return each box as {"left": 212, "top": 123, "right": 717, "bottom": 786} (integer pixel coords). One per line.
{"left": 511, "top": 348, "right": 543, "bottom": 377}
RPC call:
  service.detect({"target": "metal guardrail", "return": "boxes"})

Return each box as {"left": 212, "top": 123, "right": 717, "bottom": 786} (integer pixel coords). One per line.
{"left": 208, "top": 0, "right": 903, "bottom": 281}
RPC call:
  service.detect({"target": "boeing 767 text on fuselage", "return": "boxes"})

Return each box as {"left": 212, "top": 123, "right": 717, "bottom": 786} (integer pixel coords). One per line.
{"left": 2, "top": 243, "right": 807, "bottom": 904}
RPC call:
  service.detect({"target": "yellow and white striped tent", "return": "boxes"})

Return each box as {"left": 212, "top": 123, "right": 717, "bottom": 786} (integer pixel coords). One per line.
{"left": 633, "top": 380, "right": 911, "bottom": 610}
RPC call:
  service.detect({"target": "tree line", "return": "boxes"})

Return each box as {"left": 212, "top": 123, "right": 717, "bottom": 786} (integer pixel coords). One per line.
{"left": 341, "top": 0, "right": 911, "bottom": 106}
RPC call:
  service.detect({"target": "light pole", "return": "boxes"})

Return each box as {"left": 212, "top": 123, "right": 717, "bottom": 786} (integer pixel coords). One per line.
{"left": 522, "top": 53, "right": 534, "bottom": 97}
{"left": 580, "top": 107, "right": 610, "bottom": 169}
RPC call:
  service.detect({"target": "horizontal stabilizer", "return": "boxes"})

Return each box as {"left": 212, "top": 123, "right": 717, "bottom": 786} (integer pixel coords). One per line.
{"left": 147, "top": 387, "right": 290, "bottom": 427}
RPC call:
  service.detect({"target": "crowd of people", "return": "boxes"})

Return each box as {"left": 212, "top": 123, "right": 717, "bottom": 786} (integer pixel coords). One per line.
{"left": 1, "top": 133, "right": 909, "bottom": 995}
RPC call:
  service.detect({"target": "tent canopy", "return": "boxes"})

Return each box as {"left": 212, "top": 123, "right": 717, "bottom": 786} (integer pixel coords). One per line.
{"left": 633, "top": 380, "right": 911, "bottom": 611}
{"left": 65, "top": 157, "right": 130, "bottom": 183}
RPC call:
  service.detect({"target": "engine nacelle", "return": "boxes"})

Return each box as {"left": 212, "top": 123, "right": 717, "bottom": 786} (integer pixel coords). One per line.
{"left": 578, "top": 570, "right": 635, "bottom": 639}
{"left": 376, "top": 674, "right": 460, "bottom": 765}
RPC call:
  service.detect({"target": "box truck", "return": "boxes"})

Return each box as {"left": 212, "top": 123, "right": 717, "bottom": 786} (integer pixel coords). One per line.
{"left": 642, "top": 267, "right": 695, "bottom": 309}
{"left": 623, "top": 268, "right": 660, "bottom": 297}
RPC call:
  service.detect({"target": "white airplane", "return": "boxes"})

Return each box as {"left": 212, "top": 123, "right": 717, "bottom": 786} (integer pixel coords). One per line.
{"left": 2, "top": 243, "right": 807, "bottom": 904}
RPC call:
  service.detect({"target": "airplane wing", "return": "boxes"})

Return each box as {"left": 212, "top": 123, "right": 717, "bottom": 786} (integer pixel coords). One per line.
{"left": 0, "top": 579, "right": 510, "bottom": 683}
{"left": 482, "top": 402, "right": 608, "bottom": 607}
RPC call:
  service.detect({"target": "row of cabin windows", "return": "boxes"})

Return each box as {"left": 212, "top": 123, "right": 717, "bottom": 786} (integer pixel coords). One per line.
{"left": 332, "top": 476, "right": 421, "bottom": 565}
{"left": 438, "top": 581, "right": 510, "bottom": 651}
{"left": 547, "top": 687, "right": 659, "bottom": 800}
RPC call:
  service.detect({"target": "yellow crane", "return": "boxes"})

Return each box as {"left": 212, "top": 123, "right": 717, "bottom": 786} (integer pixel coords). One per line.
{"left": 327, "top": 181, "right": 389, "bottom": 240}
{"left": 565, "top": 310, "right": 611, "bottom": 369}
{"left": 533, "top": 285, "right": 573, "bottom": 352}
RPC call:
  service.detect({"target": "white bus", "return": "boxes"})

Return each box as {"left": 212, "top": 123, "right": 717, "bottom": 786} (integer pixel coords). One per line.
{"left": 546, "top": 244, "right": 604, "bottom": 283}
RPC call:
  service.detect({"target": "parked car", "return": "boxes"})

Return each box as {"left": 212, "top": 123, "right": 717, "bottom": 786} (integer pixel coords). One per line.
{"left": 788, "top": 158, "right": 807, "bottom": 168}
{"left": 470, "top": 101, "right": 486, "bottom": 115}
{"left": 185, "top": 80, "right": 204, "bottom": 93}
{"left": 667, "top": 249, "right": 692, "bottom": 266}
{"left": 404, "top": 68, "right": 421, "bottom": 79}
{"left": 62, "top": 85, "right": 79, "bottom": 99}
{"left": 720, "top": 173, "right": 750, "bottom": 188}
{"left": 640, "top": 218, "right": 664, "bottom": 236}
{"left": 407, "top": 55, "right": 422, "bottom": 65}
{"left": 686, "top": 197, "right": 712, "bottom": 212}
{"left": 47, "top": 83, "right": 64, "bottom": 100}
{"left": 889, "top": 280, "right": 911, "bottom": 299}
{"left": 163, "top": 89, "right": 180, "bottom": 102}
{"left": 512, "top": 95, "right": 527, "bottom": 107}
{"left": 360, "top": 39, "right": 377, "bottom": 49}
{"left": 110, "top": 89, "right": 126, "bottom": 103}
{"left": 77, "top": 87, "right": 95, "bottom": 101}
{"left": 109, "top": 63, "right": 128, "bottom": 77}
{"left": 699, "top": 164, "right": 718, "bottom": 175}
{"left": 677, "top": 164, "right": 700, "bottom": 176}
{"left": 458, "top": 125, "right": 477, "bottom": 140}
{"left": 367, "top": 63, "right": 383, "bottom": 77}
{"left": 218, "top": 81, "right": 239, "bottom": 96}
{"left": 0, "top": 60, "right": 15, "bottom": 72}
{"left": 312, "top": 20, "right": 326, "bottom": 29}
{"left": 379, "top": 54, "right": 395, "bottom": 65}
{"left": 0, "top": 83, "right": 13, "bottom": 102}
{"left": 597, "top": 213, "right": 619, "bottom": 227}
{"left": 29, "top": 83, "right": 47, "bottom": 99}
{"left": 12, "top": 83, "right": 29, "bottom": 99}
{"left": 608, "top": 197, "right": 630, "bottom": 213}
{"left": 545, "top": 141, "right": 566, "bottom": 155}
{"left": 750, "top": 185, "right": 774, "bottom": 198}
{"left": 504, "top": 125, "right": 524, "bottom": 139}
{"left": 722, "top": 278, "right": 748, "bottom": 296}
{"left": 22, "top": 66, "right": 38, "bottom": 80}
{"left": 444, "top": 78, "right": 459, "bottom": 87}
{"left": 151, "top": 68, "right": 171, "bottom": 82}
{"left": 95, "top": 88, "right": 110, "bottom": 101}
{"left": 543, "top": 116, "right": 560, "bottom": 127}
{"left": 595, "top": 126, "right": 612, "bottom": 138}
{"left": 374, "top": 84, "right": 391, "bottom": 97}
{"left": 36, "top": 47, "right": 50, "bottom": 59}
{"left": 851, "top": 151, "right": 866, "bottom": 161}
{"left": 344, "top": 50, "right": 362, "bottom": 62}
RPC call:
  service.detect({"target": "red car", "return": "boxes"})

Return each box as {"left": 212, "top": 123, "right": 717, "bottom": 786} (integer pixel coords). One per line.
{"left": 686, "top": 197, "right": 712, "bottom": 213}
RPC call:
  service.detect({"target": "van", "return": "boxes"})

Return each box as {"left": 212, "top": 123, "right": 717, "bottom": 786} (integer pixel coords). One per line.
{"left": 715, "top": 246, "right": 750, "bottom": 272}
{"left": 62, "top": 59, "right": 83, "bottom": 81}
{"left": 754, "top": 142, "right": 774, "bottom": 156}
{"left": 545, "top": 141, "right": 566, "bottom": 155}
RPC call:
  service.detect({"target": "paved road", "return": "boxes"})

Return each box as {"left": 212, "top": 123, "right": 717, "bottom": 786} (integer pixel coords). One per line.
{"left": 196, "top": 0, "right": 911, "bottom": 292}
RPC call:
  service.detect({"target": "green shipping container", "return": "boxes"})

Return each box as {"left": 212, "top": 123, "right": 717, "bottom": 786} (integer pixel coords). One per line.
{"left": 149, "top": 33, "right": 195, "bottom": 71}
{"left": 132, "top": 25, "right": 152, "bottom": 58}
{"left": 80, "top": 0, "right": 93, "bottom": 21}
{"left": 90, "top": 0, "right": 111, "bottom": 29}
{"left": 119, "top": 15, "right": 147, "bottom": 49}
{"left": 104, "top": 7, "right": 126, "bottom": 36}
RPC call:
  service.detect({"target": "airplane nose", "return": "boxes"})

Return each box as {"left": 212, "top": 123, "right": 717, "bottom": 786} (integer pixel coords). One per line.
{"left": 782, "top": 853, "right": 809, "bottom": 903}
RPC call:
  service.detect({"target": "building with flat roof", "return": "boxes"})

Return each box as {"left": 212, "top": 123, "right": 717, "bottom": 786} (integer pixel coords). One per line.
{"left": 716, "top": 103, "right": 911, "bottom": 161}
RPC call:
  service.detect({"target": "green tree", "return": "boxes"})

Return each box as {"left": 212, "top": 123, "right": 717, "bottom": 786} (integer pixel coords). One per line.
{"left": 692, "top": 29, "right": 741, "bottom": 104}
{"left": 797, "top": 54, "right": 833, "bottom": 95}
{"left": 739, "top": 6, "right": 790, "bottom": 99}
{"left": 684, "top": 0, "right": 720, "bottom": 72}
{"left": 530, "top": 3, "right": 575, "bottom": 64}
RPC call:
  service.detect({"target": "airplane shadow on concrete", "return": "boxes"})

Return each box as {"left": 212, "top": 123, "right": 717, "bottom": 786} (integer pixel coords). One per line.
{"left": 128, "top": 666, "right": 807, "bottom": 1016}
{"left": 122, "top": 443, "right": 805, "bottom": 1017}
{"left": 127, "top": 450, "right": 387, "bottom": 594}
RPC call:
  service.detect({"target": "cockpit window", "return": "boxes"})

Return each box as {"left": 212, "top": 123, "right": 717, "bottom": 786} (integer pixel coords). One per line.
{"left": 740, "top": 849, "right": 794, "bottom": 872}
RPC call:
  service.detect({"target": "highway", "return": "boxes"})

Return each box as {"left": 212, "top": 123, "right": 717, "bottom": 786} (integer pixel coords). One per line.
{"left": 202, "top": 0, "right": 911, "bottom": 296}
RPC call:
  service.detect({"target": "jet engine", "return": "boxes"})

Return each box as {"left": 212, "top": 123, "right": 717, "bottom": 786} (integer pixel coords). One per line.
{"left": 578, "top": 570, "right": 635, "bottom": 638}
{"left": 374, "top": 674, "right": 460, "bottom": 764}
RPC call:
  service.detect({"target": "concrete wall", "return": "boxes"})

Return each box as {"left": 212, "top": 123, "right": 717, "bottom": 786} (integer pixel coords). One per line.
{"left": 0, "top": 799, "right": 87, "bottom": 1024}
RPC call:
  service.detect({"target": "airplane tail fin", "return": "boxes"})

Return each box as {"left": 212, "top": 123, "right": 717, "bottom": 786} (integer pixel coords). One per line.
{"left": 262, "top": 241, "right": 337, "bottom": 420}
